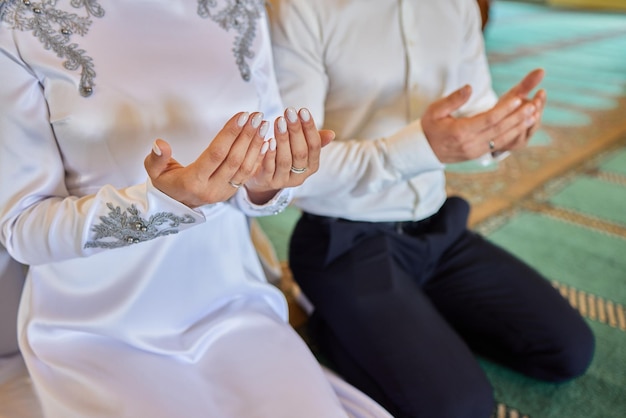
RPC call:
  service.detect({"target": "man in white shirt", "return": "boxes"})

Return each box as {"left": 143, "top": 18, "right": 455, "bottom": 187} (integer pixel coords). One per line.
{"left": 269, "top": 1, "right": 595, "bottom": 417}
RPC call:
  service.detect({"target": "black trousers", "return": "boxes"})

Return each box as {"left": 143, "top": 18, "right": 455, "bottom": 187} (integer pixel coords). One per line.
{"left": 289, "top": 197, "right": 594, "bottom": 418}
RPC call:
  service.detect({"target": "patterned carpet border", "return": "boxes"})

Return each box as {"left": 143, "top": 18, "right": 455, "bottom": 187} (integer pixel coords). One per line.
{"left": 492, "top": 403, "right": 531, "bottom": 418}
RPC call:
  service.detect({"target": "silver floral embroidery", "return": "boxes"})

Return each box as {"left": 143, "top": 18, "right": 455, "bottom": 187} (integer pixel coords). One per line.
{"left": 0, "top": 0, "right": 104, "bottom": 96}
{"left": 0, "top": 0, "right": 264, "bottom": 97}
{"left": 197, "top": 0, "right": 265, "bottom": 81}
{"left": 85, "top": 203, "right": 196, "bottom": 249}
{"left": 246, "top": 193, "right": 290, "bottom": 216}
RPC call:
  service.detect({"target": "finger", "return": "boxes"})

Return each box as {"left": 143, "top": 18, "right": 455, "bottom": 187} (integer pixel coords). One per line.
{"left": 463, "top": 95, "right": 523, "bottom": 134}
{"left": 274, "top": 109, "right": 297, "bottom": 182}
{"left": 502, "top": 134, "right": 526, "bottom": 153}
{"left": 506, "top": 68, "right": 545, "bottom": 98}
{"left": 319, "top": 129, "right": 336, "bottom": 148}
{"left": 532, "top": 88, "right": 547, "bottom": 114}
{"left": 428, "top": 85, "right": 472, "bottom": 119}
{"left": 288, "top": 108, "right": 311, "bottom": 175}
{"left": 489, "top": 110, "right": 536, "bottom": 152}
{"left": 144, "top": 139, "right": 174, "bottom": 180}
{"left": 234, "top": 120, "right": 271, "bottom": 184}
{"left": 526, "top": 89, "right": 546, "bottom": 139}
{"left": 526, "top": 123, "right": 540, "bottom": 143}
{"left": 193, "top": 112, "right": 250, "bottom": 179}
{"left": 298, "top": 108, "right": 323, "bottom": 175}
{"left": 247, "top": 137, "right": 274, "bottom": 182}
{"left": 216, "top": 112, "right": 269, "bottom": 185}
{"left": 485, "top": 102, "right": 536, "bottom": 147}
{"left": 257, "top": 137, "right": 278, "bottom": 180}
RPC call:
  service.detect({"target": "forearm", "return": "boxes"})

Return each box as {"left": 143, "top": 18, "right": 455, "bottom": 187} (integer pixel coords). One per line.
{"left": 1, "top": 181, "right": 205, "bottom": 265}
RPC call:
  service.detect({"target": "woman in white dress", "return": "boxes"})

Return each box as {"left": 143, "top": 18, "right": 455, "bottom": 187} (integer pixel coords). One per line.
{"left": 0, "top": 247, "right": 24, "bottom": 358}
{"left": 0, "top": 1, "right": 392, "bottom": 417}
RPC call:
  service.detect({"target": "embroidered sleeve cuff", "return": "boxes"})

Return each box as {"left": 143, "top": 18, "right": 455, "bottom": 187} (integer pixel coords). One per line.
{"left": 83, "top": 181, "right": 205, "bottom": 250}
{"left": 234, "top": 187, "right": 293, "bottom": 217}
{"left": 383, "top": 119, "right": 445, "bottom": 178}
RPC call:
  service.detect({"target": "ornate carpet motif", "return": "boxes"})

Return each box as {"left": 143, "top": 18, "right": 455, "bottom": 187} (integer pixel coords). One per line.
{"left": 493, "top": 402, "right": 530, "bottom": 418}
{"left": 553, "top": 281, "right": 626, "bottom": 331}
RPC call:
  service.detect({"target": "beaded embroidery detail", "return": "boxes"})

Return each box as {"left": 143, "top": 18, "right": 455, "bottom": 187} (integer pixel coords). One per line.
{"left": 85, "top": 203, "right": 196, "bottom": 249}
{"left": 197, "top": 0, "right": 265, "bottom": 81}
{"left": 0, "top": 0, "right": 104, "bottom": 97}
{"left": 0, "top": 1, "right": 264, "bottom": 97}
{"left": 245, "top": 192, "right": 290, "bottom": 216}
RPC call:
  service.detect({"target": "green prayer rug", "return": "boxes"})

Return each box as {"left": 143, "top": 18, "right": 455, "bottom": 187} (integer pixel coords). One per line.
{"left": 475, "top": 143, "right": 626, "bottom": 418}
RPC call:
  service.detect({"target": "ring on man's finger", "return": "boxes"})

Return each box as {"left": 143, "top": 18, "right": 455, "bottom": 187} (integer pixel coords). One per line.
{"left": 228, "top": 180, "right": 242, "bottom": 189}
{"left": 488, "top": 140, "right": 496, "bottom": 151}
{"left": 290, "top": 166, "right": 308, "bottom": 174}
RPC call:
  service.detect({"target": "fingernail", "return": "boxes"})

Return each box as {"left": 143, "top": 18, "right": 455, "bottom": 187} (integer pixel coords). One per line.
{"left": 526, "top": 116, "right": 535, "bottom": 127}
{"left": 152, "top": 141, "right": 162, "bottom": 156}
{"left": 277, "top": 116, "right": 287, "bottom": 134}
{"left": 269, "top": 138, "right": 277, "bottom": 151}
{"left": 512, "top": 98, "right": 522, "bottom": 108}
{"left": 299, "top": 108, "right": 311, "bottom": 122}
{"left": 238, "top": 112, "right": 249, "bottom": 127}
{"left": 252, "top": 112, "right": 264, "bottom": 128}
{"left": 286, "top": 107, "right": 298, "bottom": 123}
{"left": 261, "top": 141, "right": 270, "bottom": 155}
{"left": 259, "top": 121, "right": 269, "bottom": 137}
{"left": 526, "top": 105, "right": 535, "bottom": 115}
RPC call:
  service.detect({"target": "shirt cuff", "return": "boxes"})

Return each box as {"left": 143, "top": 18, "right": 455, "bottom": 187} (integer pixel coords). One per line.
{"left": 145, "top": 179, "right": 209, "bottom": 221}
{"left": 383, "top": 119, "right": 445, "bottom": 178}
{"left": 235, "top": 187, "right": 293, "bottom": 217}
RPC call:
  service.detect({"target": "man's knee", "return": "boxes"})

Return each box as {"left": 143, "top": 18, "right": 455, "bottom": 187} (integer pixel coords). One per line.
{"left": 526, "top": 318, "right": 595, "bottom": 382}
{"left": 546, "top": 321, "right": 595, "bottom": 382}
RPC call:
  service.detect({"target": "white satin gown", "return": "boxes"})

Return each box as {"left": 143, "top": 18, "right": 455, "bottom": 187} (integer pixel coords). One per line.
{"left": 0, "top": 1, "right": 392, "bottom": 417}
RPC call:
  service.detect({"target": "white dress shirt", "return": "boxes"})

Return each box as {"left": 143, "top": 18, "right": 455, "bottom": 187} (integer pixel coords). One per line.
{"left": 270, "top": 0, "right": 499, "bottom": 222}
{"left": 0, "top": 2, "right": 392, "bottom": 417}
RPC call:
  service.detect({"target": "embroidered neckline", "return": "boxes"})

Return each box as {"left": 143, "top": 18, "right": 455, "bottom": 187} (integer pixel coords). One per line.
{"left": 0, "top": 0, "right": 265, "bottom": 96}
{"left": 198, "top": 0, "right": 265, "bottom": 82}
{"left": 1, "top": 0, "right": 104, "bottom": 97}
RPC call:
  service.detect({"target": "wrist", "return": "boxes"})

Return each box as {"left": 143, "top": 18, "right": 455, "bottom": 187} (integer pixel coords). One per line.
{"left": 244, "top": 185, "right": 280, "bottom": 205}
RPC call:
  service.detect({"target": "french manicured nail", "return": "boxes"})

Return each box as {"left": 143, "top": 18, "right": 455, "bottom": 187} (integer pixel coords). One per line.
{"left": 269, "top": 138, "right": 277, "bottom": 151}
{"left": 152, "top": 141, "right": 162, "bottom": 156}
{"left": 261, "top": 141, "right": 270, "bottom": 155}
{"left": 259, "top": 121, "right": 270, "bottom": 137}
{"left": 299, "top": 108, "right": 311, "bottom": 122}
{"left": 238, "top": 112, "right": 249, "bottom": 127}
{"left": 252, "top": 112, "right": 264, "bottom": 128}
{"left": 277, "top": 116, "right": 287, "bottom": 134}
{"left": 286, "top": 107, "right": 298, "bottom": 123}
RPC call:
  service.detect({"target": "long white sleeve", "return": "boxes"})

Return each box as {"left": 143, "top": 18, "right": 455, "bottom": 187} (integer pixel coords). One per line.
{"left": 269, "top": 0, "right": 498, "bottom": 221}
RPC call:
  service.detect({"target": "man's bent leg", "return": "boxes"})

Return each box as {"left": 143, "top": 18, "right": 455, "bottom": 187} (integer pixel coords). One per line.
{"left": 423, "top": 231, "right": 595, "bottom": 382}
{"left": 289, "top": 217, "right": 495, "bottom": 418}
